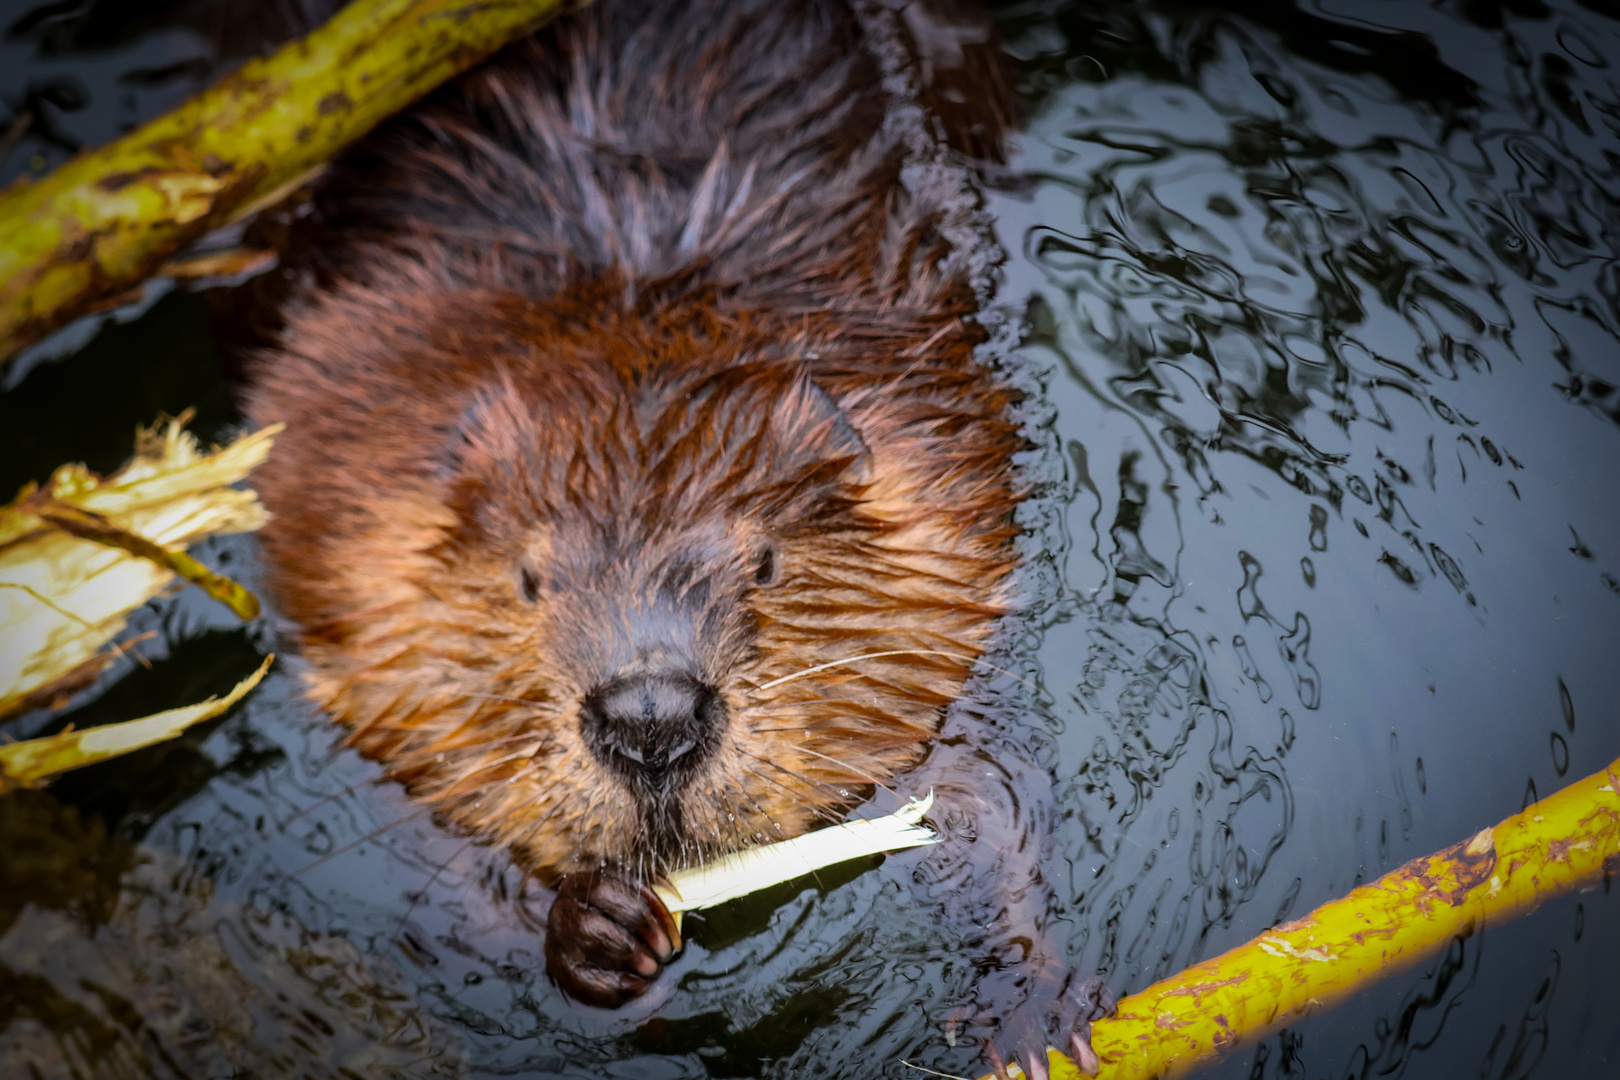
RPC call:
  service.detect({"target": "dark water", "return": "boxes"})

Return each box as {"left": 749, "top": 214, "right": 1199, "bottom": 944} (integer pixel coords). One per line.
{"left": 3, "top": 0, "right": 1618, "bottom": 1078}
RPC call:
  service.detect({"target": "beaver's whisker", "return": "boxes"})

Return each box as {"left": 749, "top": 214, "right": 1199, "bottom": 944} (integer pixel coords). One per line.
{"left": 290, "top": 805, "right": 432, "bottom": 876}
{"left": 387, "top": 765, "right": 564, "bottom": 950}
{"left": 709, "top": 770, "right": 786, "bottom": 850}
{"left": 693, "top": 792, "right": 749, "bottom": 864}
{"left": 280, "top": 737, "right": 542, "bottom": 837}
{"left": 753, "top": 649, "right": 1042, "bottom": 696}
{"left": 441, "top": 748, "right": 546, "bottom": 786}
{"left": 439, "top": 774, "right": 561, "bottom": 824}
{"left": 744, "top": 695, "right": 860, "bottom": 719}
{"left": 738, "top": 760, "right": 833, "bottom": 810}
{"left": 278, "top": 776, "right": 392, "bottom": 830}
{"left": 754, "top": 650, "right": 977, "bottom": 690}
{"left": 748, "top": 734, "right": 900, "bottom": 790}
{"left": 791, "top": 744, "right": 899, "bottom": 795}
{"left": 738, "top": 748, "right": 866, "bottom": 804}
{"left": 728, "top": 787, "right": 782, "bottom": 847}
{"left": 457, "top": 691, "right": 553, "bottom": 709}
{"left": 504, "top": 801, "right": 566, "bottom": 857}
{"left": 742, "top": 763, "right": 850, "bottom": 808}
{"left": 302, "top": 758, "right": 553, "bottom": 884}
{"left": 306, "top": 761, "right": 554, "bottom": 887}
{"left": 737, "top": 763, "right": 847, "bottom": 827}
{"left": 437, "top": 734, "right": 558, "bottom": 763}
{"left": 709, "top": 792, "right": 742, "bottom": 852}
{"left": 389, "top": 834, "right": 481, "bottom": 948}
{"left": 456, "top": 786, "right": 571, "bottom": 887}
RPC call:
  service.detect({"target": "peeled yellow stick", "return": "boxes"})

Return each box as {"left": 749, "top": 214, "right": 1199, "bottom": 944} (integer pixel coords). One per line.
{"left": 0, "top": 0, "right": 574, "bottom": 363}
{"left": 984, "top": 755, "right": 1620, "bottom": 1080}
{"left": 0, "top": 655, "right": 272, "bottom": 792}
{"left": 0, "top": 419, "right": 279, "bottom": 716}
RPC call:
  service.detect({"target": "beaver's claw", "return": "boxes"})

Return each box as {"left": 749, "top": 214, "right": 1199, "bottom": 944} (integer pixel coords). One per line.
{"left": 984, "top": 972, "right": 1116, "bottom": 1080}
{"left": 545, "top": 866, "right": 682, "bottom": 1008}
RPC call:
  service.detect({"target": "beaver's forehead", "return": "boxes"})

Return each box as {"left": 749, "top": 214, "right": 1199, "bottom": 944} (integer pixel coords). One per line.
{"left": 543, "top": 512, "right": 747, "bottom": 575}
{"left": 528, "top": 456, "right": 860, "bottom": 555}
{"left": 521, "top": 428, "right": 854, "bottom": 525}
{"left": 528, "top": 352, "right": 836, "bottom": 454}
{"left": 452, "top": 357, "right": 871, "bottom": 540}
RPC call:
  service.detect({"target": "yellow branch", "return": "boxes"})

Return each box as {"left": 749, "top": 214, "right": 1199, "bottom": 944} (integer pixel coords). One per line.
{"left": 33, "top": 502, "right": 260, "bottom": 619}
{"left": 0, "top": 418, "right": 279, "bottom": 717}
{"left": 0, "top": 0, "right": 574, "bottom": 363}
{"left": 0, "top": 655, "right": 272, "bottom": 792}
{"left": 986, "top": 755, "right": 1620, "bottom": 1080}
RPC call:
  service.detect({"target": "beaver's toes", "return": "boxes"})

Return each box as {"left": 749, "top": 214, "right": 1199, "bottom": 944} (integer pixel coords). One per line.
{"left": 544, "top": 866, "right": 682, "bottom": 1008}
{"left": 984, "top": 971, "right": 1116, "bottom": 1080}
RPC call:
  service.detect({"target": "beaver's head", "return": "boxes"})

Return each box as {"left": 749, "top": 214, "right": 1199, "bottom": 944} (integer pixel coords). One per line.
{"left": 295, "top": 299, "right": 1013, "bottom": 877}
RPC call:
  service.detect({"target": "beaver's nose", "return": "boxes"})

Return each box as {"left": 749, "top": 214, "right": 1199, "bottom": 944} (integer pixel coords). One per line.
{"left": 579, "top": 672, "right": 722, "bottom": 786}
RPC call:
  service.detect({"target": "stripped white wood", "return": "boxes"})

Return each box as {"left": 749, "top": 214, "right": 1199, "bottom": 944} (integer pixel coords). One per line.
{"left": 653, "top": 791, "right": 937, "bottom": 917}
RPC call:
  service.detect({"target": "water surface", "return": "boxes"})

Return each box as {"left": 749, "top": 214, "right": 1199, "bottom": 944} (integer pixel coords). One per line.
{"left": 1, "top": 0, "right": 1617, "bottom": 1077}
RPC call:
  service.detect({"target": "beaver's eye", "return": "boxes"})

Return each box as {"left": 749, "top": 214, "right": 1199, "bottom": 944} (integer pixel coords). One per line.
{"left": 518, "top": 559, "right": 543, "bottom": 603}
{"left": 752, "top": 548, "right": 776, "bottom": 586}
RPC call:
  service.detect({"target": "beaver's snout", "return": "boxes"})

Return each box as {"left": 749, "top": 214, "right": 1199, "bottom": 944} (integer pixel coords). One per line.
{"left": 580, "top": 672, "right": 725, "bottom": 792}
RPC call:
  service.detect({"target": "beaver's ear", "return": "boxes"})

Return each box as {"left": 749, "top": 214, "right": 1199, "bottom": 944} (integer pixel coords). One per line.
{"left": 438, "top": 397, "right": 484, "bottom": 480}
{"left": 437, "top": 375, "right": 549, "bottom": 535}
{"left": 770, "top": 376, "right": 872, "bottom": 485}
{"left": 439, "top": 374, "right": 539, "bottom": 481}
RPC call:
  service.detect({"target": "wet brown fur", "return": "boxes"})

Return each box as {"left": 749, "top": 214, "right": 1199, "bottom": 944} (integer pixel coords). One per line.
{"left": 245, "top": 0, "right": 1023, "bottom": 881}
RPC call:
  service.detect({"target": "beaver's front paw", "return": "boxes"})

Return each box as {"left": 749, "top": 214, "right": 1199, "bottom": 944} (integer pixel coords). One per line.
{"left": 984, "top": 971, "right": 1116, "bottom": 1080}
{"left": 544, "top": 866, "right": 682, "bottom": 1008}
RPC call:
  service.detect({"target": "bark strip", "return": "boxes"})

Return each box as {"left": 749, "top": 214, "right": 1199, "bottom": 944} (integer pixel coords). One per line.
{"left": 0, "top": 656, "right": 273, "bottom": 792}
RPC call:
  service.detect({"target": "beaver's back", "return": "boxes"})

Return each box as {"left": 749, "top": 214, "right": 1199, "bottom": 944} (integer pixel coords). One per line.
{"left": 285, "top": 0, "right": 928, "bottom": 303}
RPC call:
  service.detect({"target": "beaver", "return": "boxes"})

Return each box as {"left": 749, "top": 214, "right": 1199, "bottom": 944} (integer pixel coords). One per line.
{"left": 243, "top": 0, "right": 1107, "bottom": 1074}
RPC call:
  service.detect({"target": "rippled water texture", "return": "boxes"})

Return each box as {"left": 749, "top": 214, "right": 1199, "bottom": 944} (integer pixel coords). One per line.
{"left": 2, "top": 0, "right": 1618, "bottom": 1077}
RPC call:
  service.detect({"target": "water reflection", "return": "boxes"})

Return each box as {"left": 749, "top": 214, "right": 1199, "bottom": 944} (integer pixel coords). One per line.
{"left": 992, "top": 0, "right": 1620, "bottom": 1076}
{"left": 0, "top": 804, "right": 467, "bottom": 1079}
